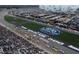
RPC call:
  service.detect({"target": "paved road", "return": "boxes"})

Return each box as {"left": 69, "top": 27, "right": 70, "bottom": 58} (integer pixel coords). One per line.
{"left": 0, "top": 10, "right": 79, "bottom": 54}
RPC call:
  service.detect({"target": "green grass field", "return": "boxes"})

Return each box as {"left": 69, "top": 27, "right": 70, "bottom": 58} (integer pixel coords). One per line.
{"left": 4, "top": 15, "right": 79, "bottom": 48}
{"left": 55, "top": 31, "right": 79, "bottom": 47}
{"left": 4, "top": 15, "right": 46, "bottom": 31}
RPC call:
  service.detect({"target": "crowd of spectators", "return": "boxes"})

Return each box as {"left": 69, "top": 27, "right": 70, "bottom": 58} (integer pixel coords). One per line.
{"left": 0, "top": 25, "right": 47, "bottom": 54}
